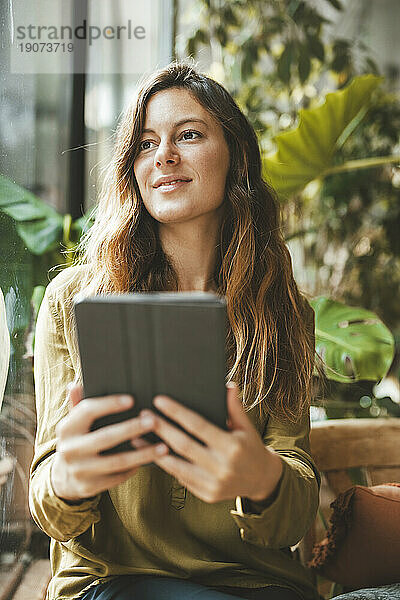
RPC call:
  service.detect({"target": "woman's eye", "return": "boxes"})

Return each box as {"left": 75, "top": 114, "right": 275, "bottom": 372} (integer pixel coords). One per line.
{"left": 181, "top": 130, "right": 201, "bottom": 141}
{"left": 138, "top": 130, "right": 201, "bottom": 151}
{"left": 139, "top": 140, "right": 154, "bottom": 151}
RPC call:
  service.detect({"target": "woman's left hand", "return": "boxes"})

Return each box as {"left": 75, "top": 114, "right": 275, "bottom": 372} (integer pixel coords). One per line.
{"left": 136, "top": 383, "right": 283, "bottom": 504}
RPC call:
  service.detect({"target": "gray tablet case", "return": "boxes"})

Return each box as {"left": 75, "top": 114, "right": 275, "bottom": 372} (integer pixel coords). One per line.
{"left": 74, "top": 292, "right": 228, "bottom": 454}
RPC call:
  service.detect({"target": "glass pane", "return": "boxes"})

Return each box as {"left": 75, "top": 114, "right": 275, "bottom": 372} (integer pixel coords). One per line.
{"left": 0, "top": 0, "right": 173, "bottom": 589}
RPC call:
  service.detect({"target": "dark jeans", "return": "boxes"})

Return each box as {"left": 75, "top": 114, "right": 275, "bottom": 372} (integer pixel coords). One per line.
{"left": 80, "top": 575, "right": 303, "bottom": 600}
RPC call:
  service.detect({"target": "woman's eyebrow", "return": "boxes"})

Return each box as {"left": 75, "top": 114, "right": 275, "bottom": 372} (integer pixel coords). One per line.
{"left": 142, "top": 118, "right": 208, "bottom": 134}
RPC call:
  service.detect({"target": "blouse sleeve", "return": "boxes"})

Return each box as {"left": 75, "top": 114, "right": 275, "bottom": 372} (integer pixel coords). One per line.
{"left": 229, "top": 409, "right": 320, "bottom": 549}
{"left": 230, "top": 300, "right": 320, "bottom": 549}
{"left": 28, "top": 277, "right": 101, "bottom": 542}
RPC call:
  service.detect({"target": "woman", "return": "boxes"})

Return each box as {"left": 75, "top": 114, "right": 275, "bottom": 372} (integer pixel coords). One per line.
{"left": 29, "top": 61, "right": 321, "bottom": 600}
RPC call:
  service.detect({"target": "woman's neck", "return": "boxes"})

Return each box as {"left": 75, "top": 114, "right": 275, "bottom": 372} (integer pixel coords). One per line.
{"left": 159, "top": 217, "right": 221, "bottom": 292}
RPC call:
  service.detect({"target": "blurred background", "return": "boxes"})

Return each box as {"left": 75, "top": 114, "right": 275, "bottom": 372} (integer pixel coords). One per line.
{"left": 1, "top": 0, "right": 399, "bottom": 594}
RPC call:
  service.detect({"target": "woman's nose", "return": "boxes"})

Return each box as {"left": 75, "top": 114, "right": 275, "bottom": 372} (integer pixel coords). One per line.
{"left": 154, "top": 141, "right": 180, "bottom": 167}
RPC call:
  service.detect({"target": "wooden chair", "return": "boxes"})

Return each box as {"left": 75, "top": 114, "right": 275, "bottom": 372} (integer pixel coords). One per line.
{"left": 299, "top": 418, "right": 400, "bottom": 597}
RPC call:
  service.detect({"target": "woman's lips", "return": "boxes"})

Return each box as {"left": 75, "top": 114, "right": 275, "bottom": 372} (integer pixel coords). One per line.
{"left": 154, "top": 180, "right": 192, "bottom": 193}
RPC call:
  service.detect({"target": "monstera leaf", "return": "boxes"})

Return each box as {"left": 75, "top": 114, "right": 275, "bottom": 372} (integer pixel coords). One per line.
{"left": 310, "top": 296, "right": 394, "bottom": 383}
{"left": 0, "top": 175, "right": 63, "bottom": 254}
{"left": 263, "top": 74, "right": 382, "bottom": 195}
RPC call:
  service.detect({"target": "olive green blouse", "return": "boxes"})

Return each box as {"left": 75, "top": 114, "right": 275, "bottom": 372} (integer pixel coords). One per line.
{"left": 29, "top": 265, "right": 321, "bottom": 600}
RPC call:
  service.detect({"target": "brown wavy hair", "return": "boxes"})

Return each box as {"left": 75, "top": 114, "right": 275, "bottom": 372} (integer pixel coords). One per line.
{"left": 77, "top": 60, "right": 317, "bottom": 424}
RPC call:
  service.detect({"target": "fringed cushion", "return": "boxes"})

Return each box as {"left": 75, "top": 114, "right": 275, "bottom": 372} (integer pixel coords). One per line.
{"left": 308, "top": 483, "right": 400, "bottom": 589}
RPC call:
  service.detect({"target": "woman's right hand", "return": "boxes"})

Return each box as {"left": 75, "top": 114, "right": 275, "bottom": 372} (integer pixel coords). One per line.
{"left": 50, "top": 384, "right": 168, "bottom": 502}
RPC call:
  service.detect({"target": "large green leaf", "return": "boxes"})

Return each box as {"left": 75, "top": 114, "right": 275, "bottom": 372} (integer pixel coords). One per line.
{"left": 16, "top": 218, "right": 63, "bottom": 255}
{"left": 0, "top": 212, "right": 34, "bottom": 369}
{"left": 310, "top": 296, "right": 394, "bottom": 383}
{"left": 263, "top": 74, "right": 382, "bottom": 195}
{"left": 0, "top": 175, "right": 63, "bottom": 254}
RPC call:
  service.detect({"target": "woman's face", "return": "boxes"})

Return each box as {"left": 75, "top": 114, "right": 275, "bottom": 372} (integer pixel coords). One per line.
{"left": 133, "top": 87, "right": 230, "bottom": 226}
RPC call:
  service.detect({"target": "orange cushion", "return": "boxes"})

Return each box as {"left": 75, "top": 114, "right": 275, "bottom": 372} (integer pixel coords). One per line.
{"left": 308, "top": 483, "right": 400, "bottom": 589}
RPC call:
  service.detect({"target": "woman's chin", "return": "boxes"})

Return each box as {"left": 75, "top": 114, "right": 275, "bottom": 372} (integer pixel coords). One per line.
{"left": 149, "top": 206, "right": 201, "bottom": 224}
{"left": 152, "top": 212, "right": 192, "bottom": 224}
{"left": 144, "top": 200, "right": 223, "bottom": 225}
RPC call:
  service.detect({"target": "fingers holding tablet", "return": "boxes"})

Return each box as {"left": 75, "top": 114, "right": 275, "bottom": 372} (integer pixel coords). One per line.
{"left": 59, "top": 386, "right": 133, "bottom": 437}
{"left": 50, "top": 386, "right": 168, "bottom": 502}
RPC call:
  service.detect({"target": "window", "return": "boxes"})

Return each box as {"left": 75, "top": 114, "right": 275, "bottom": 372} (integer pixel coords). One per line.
{"left": 0, "top": 0, "right": 173, "bottom": 581}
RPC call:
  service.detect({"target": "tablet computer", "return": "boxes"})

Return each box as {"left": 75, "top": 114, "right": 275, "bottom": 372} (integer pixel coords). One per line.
{"left": 74, "top": 292, "right": 228, "bottom": 454}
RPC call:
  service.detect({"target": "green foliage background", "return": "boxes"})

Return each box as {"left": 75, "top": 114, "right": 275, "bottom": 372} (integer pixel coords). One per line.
{"left": 181, "top": 0, "right": 400, "bottom": 418}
